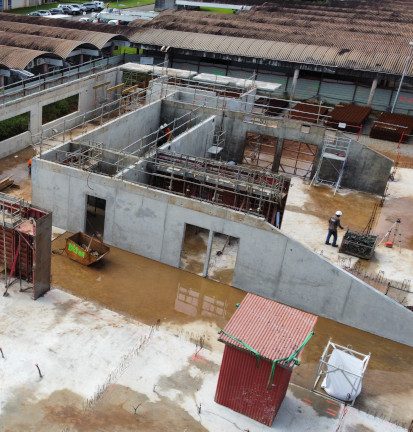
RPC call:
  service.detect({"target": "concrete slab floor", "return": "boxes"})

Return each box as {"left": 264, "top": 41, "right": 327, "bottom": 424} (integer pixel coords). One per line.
{"left": 281, "top": 167, "right": 413, "bottom": 305}
{"left": 49, "top": 234, "right": 413, "bottom": 428}
{"left": 0, "top": 282, "right": 407, "bottom": 432}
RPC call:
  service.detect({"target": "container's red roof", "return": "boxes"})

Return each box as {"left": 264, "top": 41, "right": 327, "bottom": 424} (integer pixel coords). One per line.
{"left": 219, "top": 294, "right": 317, "bottom": 362}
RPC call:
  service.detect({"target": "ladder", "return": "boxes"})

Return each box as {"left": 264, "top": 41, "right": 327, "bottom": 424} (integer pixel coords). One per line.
{"left": 310, "top": 134, "right": 351, "bottom": 194}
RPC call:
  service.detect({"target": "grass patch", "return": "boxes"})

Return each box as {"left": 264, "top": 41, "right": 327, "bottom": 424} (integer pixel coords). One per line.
{"left": 8, "top": 0, "right": 154, "bottom": 15}
{"left": 42, "top": 94, "right": 79, "bottom": 124}
{"left": 0, "top": 112, "right": 30, "bottom": 141}
{"left": 108, "top": 0, "right": 154, "bottom": 8}
{"left": 199, "top": 7, "right": 234, "bottom": 14}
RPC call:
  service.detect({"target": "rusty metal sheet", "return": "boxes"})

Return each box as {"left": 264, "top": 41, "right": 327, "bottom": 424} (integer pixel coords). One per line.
{"left": 370, "top": 112, "right": 413, "bottom": 143}
{"left": 33, "top": 211, "right": 52, "bottom": 300}
{"left": 326, "top": 103, "right": 372, "bottom": 132}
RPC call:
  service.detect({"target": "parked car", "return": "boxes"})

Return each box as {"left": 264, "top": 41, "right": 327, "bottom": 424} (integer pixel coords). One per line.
{"left": 49, "top": 7, "right": 64, "bottom": 14}
{"left": 70, "top": 3, "right": 86, "bottom": 12}
{"left": 79, "top": 16, "right": 98, "bottom": 22}
{"left": 57, "top": 4, "right": 79, "bottom": 14}
{"left": 82, "top": 2, "right": 97, "bottom": 12}
{"left": 101, "top": 7, "right": 120, "bottom": 13}
{"left": 93, "top": 1, "right": 105, "bottom": 11}
{"left": 28, "top": 10, "right": 51, "bottom": 16}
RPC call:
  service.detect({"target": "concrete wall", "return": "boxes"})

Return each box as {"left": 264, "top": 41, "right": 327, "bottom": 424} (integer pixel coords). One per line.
{"left": 148, "top": 83, "right": 257, "bottom": 113}
{"left": 167, "top": 115, "right": 216, "bottom": 157}
{"left": 161, "top": 99, "right": 393, "bottom": 195}
{"left": 74, "top": 100, "right": 162, "bottom": 152}
{"left": 0, "top": 67, "right": 119, "bottom": 158}
{"left": 32, "top": 156, "right": 413, "bottom": 347}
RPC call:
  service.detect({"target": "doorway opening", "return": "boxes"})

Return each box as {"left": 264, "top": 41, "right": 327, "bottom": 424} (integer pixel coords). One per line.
{"left": 180, "top": 224, "right": 209, "bottom": 275}
{"left": 85, "top": 195, "right": 106, "bottom": 237}
{"left": 207, "top": 233, "right": 239, "bottom": 285}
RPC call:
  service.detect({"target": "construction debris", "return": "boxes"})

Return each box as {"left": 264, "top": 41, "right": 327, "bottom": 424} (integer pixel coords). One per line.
{"left": 65, "top": 232, "right": 110, "bottom": 266}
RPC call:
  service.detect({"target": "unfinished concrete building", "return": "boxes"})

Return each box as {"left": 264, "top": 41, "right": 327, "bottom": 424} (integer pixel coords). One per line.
{"left": 31, "top": 65, "right": 412, "bottom": 347}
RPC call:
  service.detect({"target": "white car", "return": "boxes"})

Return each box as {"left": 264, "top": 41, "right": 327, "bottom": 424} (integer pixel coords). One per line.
{"left": 57, "top": 4, "right": 80, "bottom": 15}
{"left": 79, "top": 16, "right": 98, "bottom": 22}
{"left": 101, "top": 7, "right": 120, "bottom": 13}
{"left": 93, "top": 1, "right": 105, "bottom": 10}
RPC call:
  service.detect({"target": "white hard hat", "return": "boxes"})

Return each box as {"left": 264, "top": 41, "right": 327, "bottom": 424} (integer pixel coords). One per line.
{"left": 336, "top": 210, "right": 343, "bottom": 216}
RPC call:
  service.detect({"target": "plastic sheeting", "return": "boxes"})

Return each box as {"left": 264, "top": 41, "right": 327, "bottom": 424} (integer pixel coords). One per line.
{"left": 321, "top": 348, "right": 364, "bottom": 402}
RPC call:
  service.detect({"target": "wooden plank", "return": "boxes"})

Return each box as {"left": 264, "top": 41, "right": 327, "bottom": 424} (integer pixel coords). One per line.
{"left": 0, "top": 177, "right": 14, "bottom": 192}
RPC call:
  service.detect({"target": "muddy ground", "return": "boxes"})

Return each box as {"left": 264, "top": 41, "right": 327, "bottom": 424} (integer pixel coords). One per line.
{"left": 51, "top": 233, "right": 413, "bottom": 427}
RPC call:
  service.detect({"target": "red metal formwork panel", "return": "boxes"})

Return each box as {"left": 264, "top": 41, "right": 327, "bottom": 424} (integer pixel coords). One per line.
{"left": 215, "top": 345, "right": 292, "bottom": 426}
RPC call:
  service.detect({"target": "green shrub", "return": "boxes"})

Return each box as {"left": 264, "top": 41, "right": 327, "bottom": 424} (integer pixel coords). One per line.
{"left": 0, "top": 112, "right": 30, "bottom": 142}
{"left": 42, "top": 94, "right": 79, "bottom": 124}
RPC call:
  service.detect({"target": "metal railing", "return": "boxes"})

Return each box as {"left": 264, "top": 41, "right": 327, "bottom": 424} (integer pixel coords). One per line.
{"left": 0, "top": 54, "right": 131, "bottom": 106}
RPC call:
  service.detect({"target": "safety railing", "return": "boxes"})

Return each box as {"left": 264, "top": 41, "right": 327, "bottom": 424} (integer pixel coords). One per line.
{"left": 0, "top": 55, "right": 130, "bottom": 106}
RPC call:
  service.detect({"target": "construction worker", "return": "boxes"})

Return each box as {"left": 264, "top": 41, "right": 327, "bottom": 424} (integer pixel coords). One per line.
{"left": 325, "top": 210, "right": 343, "bottom": 247}
{"left": 27, "top": 158, "right": 32, "bottom": 176}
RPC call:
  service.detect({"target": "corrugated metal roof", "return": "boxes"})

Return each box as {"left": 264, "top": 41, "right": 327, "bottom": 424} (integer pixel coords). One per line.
{"left": 0, "top": 12, "right": 139, "bottom": 37}
{"left": 0, "top": 31, "right": 98, "bottom": 60}
{"left": 219, "top": 293, "right": 317, "bottom": 362}
{"left": 132, "top": 29, "right": 412, "bottom": 75}
{"left": 0, "top": 45, "right": 61, "bottom": 70}
{"left": 132, "top": 4, "right": 413, "bottom": 76}
{"left": 0, "top": 19, "right": 126, "bottom": 50}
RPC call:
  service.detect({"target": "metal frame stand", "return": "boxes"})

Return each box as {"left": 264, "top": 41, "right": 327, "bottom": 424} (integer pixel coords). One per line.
{"left": 312, "top": 340, "right": 370, "bottom": 406}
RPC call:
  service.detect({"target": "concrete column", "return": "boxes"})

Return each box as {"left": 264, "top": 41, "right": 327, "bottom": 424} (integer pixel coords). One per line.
{"left": 202, "top": 230, "right": 214, "bottom": 277}
{"left": 0, "top": 75, "right": 4, "bottom": 88}
{"left": 42, "top": 63, "right": 49, "bottom": 74}
{"left": 163, "top": 52, "right": 170, "bottom": 68}
{"left": 290, "top": 68, "right": 300, "bottom": 100}
{"left": 367, "top": 76, "right": 379, "bottom": 106}
{"left": 79, "top": 54, "right": 84, "bottom": 65}
{"left": 272, "top": 123, "right": 285, "bottom": 172}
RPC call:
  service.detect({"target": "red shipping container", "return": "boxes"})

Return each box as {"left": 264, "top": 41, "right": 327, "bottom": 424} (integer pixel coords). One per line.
{"left": 215, "top": 294, "right": 317, "bottom": 426}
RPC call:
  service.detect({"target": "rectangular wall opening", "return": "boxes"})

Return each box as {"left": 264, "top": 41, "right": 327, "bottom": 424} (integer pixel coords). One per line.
{"left": 207, "top": 233, "right": 239, "bottom": 285}
{"left": 180, "top": 224, "right": 209, "bottom": 276}
{"left": 85, "top": 195, "right": 106, "bottom": 237}
{"left": 279, "top": 140, "right": 318, "bottom": 178}
{"left": 243, "top": 132, "right": 278, "bottom": 170}
{"left": 42, "top": 94, "right": 79, "bottom": 125}
{"left": 0, "top": 112, "right": 30, "bottom": 141}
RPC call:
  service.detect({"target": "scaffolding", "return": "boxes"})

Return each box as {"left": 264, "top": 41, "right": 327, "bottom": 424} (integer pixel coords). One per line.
{"left": 46, "top": 139, "right": 290, "bottom": 224}
{"left": 0, "top": 194, "right": 36, "bottom": 297}
{"left": 310, "top": 134, "right": 352, "bottom": 194}
{"left": 147, "top": 151, "right": 289, "bottom": 222}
